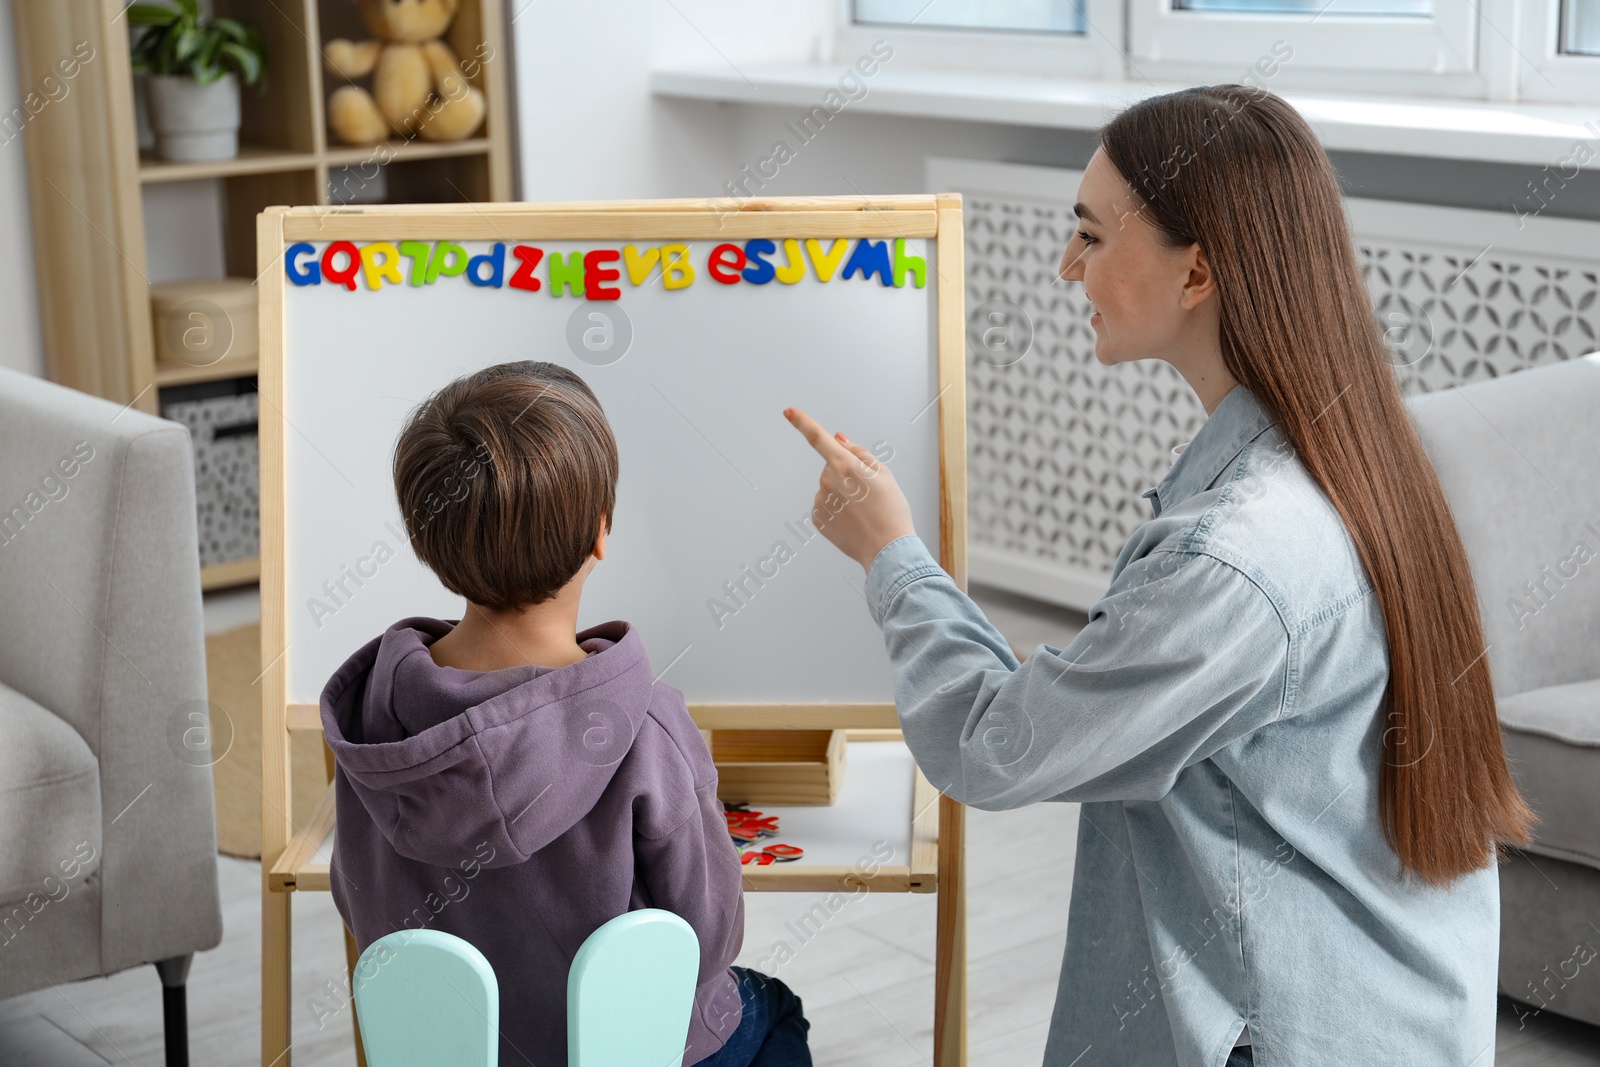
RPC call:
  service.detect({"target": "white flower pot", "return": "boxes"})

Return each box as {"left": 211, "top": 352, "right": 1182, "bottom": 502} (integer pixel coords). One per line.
{"left": 145, "top": 73, "right": 241, "bottom": 162}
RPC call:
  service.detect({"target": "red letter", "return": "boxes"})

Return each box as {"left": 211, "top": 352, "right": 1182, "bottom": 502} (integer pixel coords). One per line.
{"left": 509, "top": 245, "right": 543, "bottom": 292}
{"left": 322, "top": 241, "right": 360, "bottom": 291}
{"left": 583, "top": 249, "right": 622, "bottom": 301}
{"left": 707, "top": 243, "right": 746, "bottom": 285}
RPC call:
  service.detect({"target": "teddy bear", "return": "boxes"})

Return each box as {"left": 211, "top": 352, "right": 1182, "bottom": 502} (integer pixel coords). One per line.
{"left": 323, "top": 0, "right": 486, "bottom": 146}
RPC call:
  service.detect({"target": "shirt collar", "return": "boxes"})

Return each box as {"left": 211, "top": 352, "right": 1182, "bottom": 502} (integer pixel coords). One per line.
{"left": 1141, "top": 385, "right": 1277, "bottom": 518}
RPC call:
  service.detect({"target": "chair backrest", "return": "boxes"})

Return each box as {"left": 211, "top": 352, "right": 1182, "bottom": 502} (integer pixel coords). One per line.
{"left": 568, "top": 909, "right": 702, "bottom": 1067}
{"left": 353, "top": 929, "right": 499, "bottom": 1067}
{"left": 1407, "top": 353, "right": 1600, "bottom": 699}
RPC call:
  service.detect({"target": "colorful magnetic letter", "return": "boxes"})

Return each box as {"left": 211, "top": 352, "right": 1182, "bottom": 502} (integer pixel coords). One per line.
{"left": 509, "top": 245, "right": 543, "bottom": 291}
{"left": 741, "top": 239, "right": 776, "bottom": 284}
{"left": 583, "top": 249, "right": 622, "bottom": 301}
{"left": 661, "top": 244, "right": 695, "bottom": 290}
{"left": 398, "top": 241, "right": 432, "bottom": 286}
{"left": 467, "top": 243, "right": 506, "bottom": 287}
{"left": 360, "top": 242, "right": 403, "bottom": 290}
{"left": 285, "top": 242, "right": 320, "bottom": 285}
{"left": 892, "top": 238, "right": 926, "bottom": 288}
{"left": 622, "top": 244, "right": 660, "bottom": 286}
{"left": 773, "top": 239, "right": 806, "bottom": 284}
{"left": 805, "top": 238, "right": 849, "bottom": 282}
{"left": 321, "top": 241, "right": 360, "bottom": 291}
{"left": 842, "top": 239, "right": 893, "bottom": 286}
{"left": 707, "top": 243, "right": 747, "bottom": 285}
{"left": 425, "top": 242, "right": 469, "bottom": 285}
{"left": 547, "top": 251, "right": 585, "bottom": 297}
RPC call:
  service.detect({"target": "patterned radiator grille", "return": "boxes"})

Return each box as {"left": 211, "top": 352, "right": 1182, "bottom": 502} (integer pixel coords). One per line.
{"left": 961, "top": 186, "right": 1600, "bottom": 609}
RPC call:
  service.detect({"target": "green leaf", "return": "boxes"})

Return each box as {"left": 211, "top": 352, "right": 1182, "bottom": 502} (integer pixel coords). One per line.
{"left": 125, "top": 4, "right": 178, "bottom": 27}
{"left": 189, "top": 59, "right": 224, "bottom": 85}
{"left": 219, "top": 41, "right": 262, "bottom": 86}
{"left": 173, "top": 0, "right": 200, "bottom": 19}
{"left": 171, "top": 25, "right": 201, "bottom": 62}
{"left": 209, "top": 17, "right": 250, "bottom": 42}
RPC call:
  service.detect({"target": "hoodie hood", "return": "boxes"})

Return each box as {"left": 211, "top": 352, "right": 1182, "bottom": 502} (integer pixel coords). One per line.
{"left": 320, "top": 616, "right": 657, "bottom": 868}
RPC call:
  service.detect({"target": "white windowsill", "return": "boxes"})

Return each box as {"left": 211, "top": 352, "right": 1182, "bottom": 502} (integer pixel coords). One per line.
{"left": 650, "top": 63, "right": 1598, "bottom": 170}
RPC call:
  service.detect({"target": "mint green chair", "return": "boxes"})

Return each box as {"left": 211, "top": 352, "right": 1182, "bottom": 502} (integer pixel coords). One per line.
{"left": 568, "top": 909, "right": 702, "bottom": 1067}
{"left": 351, "top": 909, "right": 702, "bottom": 1067}
{"left": 352, "top": 928, "right": 499, "bottom": 1067}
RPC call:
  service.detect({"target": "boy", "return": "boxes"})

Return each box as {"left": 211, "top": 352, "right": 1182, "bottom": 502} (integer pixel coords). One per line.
{"left": 320, "top": 361, "right": 810, "bottom": 1065}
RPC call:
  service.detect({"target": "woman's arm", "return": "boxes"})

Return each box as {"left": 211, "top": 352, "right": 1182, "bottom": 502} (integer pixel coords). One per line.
{"left": 864, "top": 534, "right": 1293, "bottom": 810}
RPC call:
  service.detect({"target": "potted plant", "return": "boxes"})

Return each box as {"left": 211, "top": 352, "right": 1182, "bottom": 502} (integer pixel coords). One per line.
{"left": 128, "top": 0, "right": 265, "bottom": 163}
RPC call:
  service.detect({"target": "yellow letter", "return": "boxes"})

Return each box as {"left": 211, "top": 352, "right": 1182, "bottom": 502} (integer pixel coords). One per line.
{"left": 359, "top": 241, "right": 403, "bottom": 289}
{"left": 805, "top": 238, "right": 849, "bottom": 282}
{"left": 661, "top": 244, "right": 695, "bottom": 290}
{"left": 622, "top": 244, "right": 661, "bottom": 286}
{"left": 774, "top": 238, "right": 806, "bottom": 284}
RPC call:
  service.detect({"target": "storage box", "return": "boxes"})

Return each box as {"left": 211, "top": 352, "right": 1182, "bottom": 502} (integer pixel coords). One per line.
{"left": 160, "top": 380, "right": 259, "bottom": 568}
{"left": 151, "top": 277, "right": 258, "bottom": 372}
{"left": 711, "top": 729, "right": 847, "bottom": 806}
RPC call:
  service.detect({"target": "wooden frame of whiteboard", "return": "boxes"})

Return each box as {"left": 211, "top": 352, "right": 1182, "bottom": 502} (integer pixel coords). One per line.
{"left": 257, "top": 195, "right": 969, "bottom": 1067}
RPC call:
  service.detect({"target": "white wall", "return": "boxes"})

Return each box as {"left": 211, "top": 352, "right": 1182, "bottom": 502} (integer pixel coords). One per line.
{"left": 0, "top": 0, "right": 44, "bottom": 377}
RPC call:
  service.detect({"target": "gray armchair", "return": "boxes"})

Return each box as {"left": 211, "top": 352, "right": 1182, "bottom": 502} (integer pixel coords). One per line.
{"left": 1409, "top": 353, "right": 1600, "bottom": 1027}
{"left": 0, "top": 367, "right": 223, "bottom": 1064}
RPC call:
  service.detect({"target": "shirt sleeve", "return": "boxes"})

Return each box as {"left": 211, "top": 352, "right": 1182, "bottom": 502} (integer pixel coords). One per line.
{"left": 863, "top": 533, "right": 1292, "bottom": 809}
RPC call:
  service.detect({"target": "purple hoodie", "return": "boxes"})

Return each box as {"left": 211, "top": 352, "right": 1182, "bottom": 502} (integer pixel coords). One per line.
{"left": 320, "top": 616, "right": 745, "bottom": 1066}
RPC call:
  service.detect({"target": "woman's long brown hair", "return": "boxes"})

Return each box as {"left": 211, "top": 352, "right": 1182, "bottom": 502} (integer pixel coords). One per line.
{"left": 1098, "top": 85, "right": 1534, "bottom": 884}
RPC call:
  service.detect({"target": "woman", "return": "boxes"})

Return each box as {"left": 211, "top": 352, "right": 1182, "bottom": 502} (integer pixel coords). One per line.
{"left": 784, "top": 84, "right": 1533, "bottom": 1067}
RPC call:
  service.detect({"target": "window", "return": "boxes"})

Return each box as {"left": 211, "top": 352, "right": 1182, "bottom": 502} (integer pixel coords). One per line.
{"left": 842, "top": 0, "right": 1600, "bottom": 102}
{"left": 1564, "top": 0, "right": 1600, "bottom": 53}
{"left": 854, "top": 0, "right": 1088, "bottom": 33}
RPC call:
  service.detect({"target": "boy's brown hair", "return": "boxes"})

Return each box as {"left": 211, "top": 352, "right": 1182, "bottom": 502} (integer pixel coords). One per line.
{"left": 393, "top": 361, "right": 617, "bottom": 612}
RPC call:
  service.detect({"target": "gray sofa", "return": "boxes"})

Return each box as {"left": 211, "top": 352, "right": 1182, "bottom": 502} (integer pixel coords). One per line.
{"left": 0, "top": 367, "right": 223, "bottom": 1064}
{"left": 1409, "top": 353, "right": 1600, "bottom": 1027}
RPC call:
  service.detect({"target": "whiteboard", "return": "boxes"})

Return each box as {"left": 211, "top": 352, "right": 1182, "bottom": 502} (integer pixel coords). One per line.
{"left": 266, "top": 202, "right": 961, "bottom": 710}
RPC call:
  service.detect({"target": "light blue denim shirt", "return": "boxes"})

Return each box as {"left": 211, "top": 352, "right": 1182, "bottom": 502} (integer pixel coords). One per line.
{"left": 864, "top": 384, "right": 1499, "bottom": 1067}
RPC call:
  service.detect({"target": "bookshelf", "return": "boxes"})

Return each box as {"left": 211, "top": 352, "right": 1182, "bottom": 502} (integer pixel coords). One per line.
{"left": 11, "top": 0, "right": 514, "bottom": 590}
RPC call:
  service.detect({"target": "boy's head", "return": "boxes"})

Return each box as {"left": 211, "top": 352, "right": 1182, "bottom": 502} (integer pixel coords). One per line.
{"left": 393, "top": 361, "right": 617, "bottom": 613}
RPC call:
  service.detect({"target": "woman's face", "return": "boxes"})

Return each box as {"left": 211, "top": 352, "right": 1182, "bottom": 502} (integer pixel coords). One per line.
{"left": 1058, "top": 148, "right": 1214, "bottom": 367}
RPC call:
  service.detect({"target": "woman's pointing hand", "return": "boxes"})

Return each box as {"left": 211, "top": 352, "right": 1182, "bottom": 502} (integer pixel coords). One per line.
{"left": 783, "top": 406, "right": 917, "bottom": 572}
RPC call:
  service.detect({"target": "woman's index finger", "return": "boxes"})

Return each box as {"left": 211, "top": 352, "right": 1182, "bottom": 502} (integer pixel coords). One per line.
{"left": 783, "top": 407, "right": 852, "bottom": 462}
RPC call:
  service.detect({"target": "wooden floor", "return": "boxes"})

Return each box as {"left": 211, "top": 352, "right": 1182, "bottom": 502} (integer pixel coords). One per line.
{"left": 3, "top": 584, "right": 1597, "bottom": 1065}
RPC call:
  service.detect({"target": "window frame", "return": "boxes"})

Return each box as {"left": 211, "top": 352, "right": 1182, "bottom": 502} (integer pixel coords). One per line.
{"left": 836, "top": 0, "right": 1126, "bottom": 80}
{"left": 1516, "top": 0, "right": 1600, "bottom": 100}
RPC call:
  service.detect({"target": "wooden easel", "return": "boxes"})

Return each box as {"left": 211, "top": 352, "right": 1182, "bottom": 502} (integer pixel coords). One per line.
{"left": 256, "top": 196, "right": 969, "bottom": 1066}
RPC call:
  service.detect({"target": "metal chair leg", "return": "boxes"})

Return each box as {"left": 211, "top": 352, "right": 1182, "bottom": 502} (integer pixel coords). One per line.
{"left": 155, "top": 954, "right": 193, "bottom": 1067}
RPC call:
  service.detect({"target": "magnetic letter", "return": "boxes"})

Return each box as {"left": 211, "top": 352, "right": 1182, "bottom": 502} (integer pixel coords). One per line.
{"left": 774, "top": 239, "right": 806, "bottom": 284}
{"left": 742, "top": 239, "right": 776, "bottom": 284}
{"left": 661, "top": 244, "right": 695, "bottom": 290}
{"left": 359, "top": 242, "right": 404, "bottom": 289}
{"left": 892, "top": 238, "right": 926, "bottom": 288}
{"left": 467, "top": 243, "right": 506, "bottom": 287}
{"left": 286, "top": 242, "right": 320, "bottom": 285}
{"left": 622, "top": 244, "right": 660, "bottom": 286}
{"left": 584, "top": 249, "right": 622, "bottom": 300}
{"left": 708, "top": 243, "right": 747, "bottom": 284}
{"left": 398, "top": 240, "right": 432, "bottom": 286}
{"left": 547, "top": 251, "right": 586, "bottom": 297}
{"left": 805, "top": 238, "right": 849, "bottom": 282}
{"left": 322, "top": 241, "right": 360, "bottom": 291}
{"left": 842, "top": 239, "right": 893, "bottom": 286}
{"left": 509, "top": 246, "right": 543, "bottom": 291}
{"left": 424, "top": 242, "right": 469, "bottom": 284}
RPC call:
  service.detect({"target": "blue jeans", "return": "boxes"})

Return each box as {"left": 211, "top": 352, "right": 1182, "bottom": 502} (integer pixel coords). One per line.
{"left": 691, "top": 966, "right": 811, "bottom": 1067}
{"left": 1226, "top": 1044, "right": 1254, "bottom": 1066}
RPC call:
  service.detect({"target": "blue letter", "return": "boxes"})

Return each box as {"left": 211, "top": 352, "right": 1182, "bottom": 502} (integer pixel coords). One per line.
{"left": 286, "top": 242, "right": 320, "bottom": 285}
{"left": 467, "top": 243, "right": 505, "bottom": 287}
{"left": 742, "top": 239, "right": 776, "bottom": 284}
{"left": 842, "top": 239, "right": 893, "bottom": 286}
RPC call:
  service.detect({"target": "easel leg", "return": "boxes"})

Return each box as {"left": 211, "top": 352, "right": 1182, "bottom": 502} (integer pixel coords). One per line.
{"left": 344, "top": 927, "right": 369, "bottom": 1067}
{"left": 262, "top": 884, "right": 292, "bottom": 1067}
{"left": 934, "top": 794, "right": 967, "bottom": 1067}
